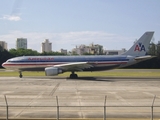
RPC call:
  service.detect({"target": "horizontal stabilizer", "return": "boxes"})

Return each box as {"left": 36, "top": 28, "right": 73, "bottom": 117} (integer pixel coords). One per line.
{"left": 134, "top": 55, "right": 156, "bottom": 61}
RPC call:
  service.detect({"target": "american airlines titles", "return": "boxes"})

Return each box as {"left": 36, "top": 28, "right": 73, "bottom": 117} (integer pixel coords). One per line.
{"left": 28, "top": 57, "right": 54, "bottom": 61}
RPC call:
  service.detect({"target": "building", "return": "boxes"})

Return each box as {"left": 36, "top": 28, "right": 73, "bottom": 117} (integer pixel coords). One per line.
{"left": 0, "top": 41, "right": 7, "bottom": 50}
{"left": 41, "top": 39, "right": 52, "bottom": 52}
{"left": 59, "top": 49, "right": 67, "bottom": 55}
{"left": 72, "top": 45, "right": 90, "bottom": 55}
{"left": 89, "top": 43, "right": 103, "bottom": 55}
{"left": 16, "top": 38, "right": 27, "bottom": 49}
{"left": 105, "top": 48, "right": 126, "bottom": 55}
{"left": 72, "top": 43, "right": 104, "bottom": 55}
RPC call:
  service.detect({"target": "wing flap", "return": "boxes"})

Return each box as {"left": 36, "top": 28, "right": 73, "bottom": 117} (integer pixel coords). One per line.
{"left": 53, "top": 62, "right": 93, "bottom": 71}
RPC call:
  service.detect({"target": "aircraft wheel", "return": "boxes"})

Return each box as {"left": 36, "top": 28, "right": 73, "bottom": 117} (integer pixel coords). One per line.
{"left": 70, "top": 74, "right": 78, "bottom": 79}
{"left": 19, "top": 74, "right": 23, "bottom": 78}
{"left": 74, "top": 74, "right": 78, "bottom": 78}
{"left": 70, "top": 74, "right": 74, "bottom": 79}
{"left": 19, "top": 72, "right": 23, "bottom": 78}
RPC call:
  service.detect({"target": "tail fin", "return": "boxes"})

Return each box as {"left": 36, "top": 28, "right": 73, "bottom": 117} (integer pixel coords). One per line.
{"left": 123, "top": 31, "right": 154, "bottom": 56}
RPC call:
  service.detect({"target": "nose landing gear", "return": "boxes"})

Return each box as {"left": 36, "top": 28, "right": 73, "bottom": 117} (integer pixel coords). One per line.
{"left": 19, "top": 71, "right": 23, "bottom": 78}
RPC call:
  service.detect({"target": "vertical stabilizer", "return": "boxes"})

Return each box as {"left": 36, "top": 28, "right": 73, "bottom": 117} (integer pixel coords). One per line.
{"left": 123, "top": 31, "right": 154, "bottom": 56}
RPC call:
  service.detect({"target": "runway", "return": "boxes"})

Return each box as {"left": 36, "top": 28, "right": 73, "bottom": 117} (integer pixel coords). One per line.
{"left": 0, "top": 76, "right": 160, "bottom": 119}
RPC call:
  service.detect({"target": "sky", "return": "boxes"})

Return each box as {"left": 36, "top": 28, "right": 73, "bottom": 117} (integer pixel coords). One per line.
{"left": 0, "top": 0, "right": 160, "bottom": 52}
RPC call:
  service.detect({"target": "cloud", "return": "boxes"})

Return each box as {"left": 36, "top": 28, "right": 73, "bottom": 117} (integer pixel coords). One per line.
{"left": 1, "top": 15, "right": 21, "bottom": 21}
{"left": 0, "top": 31, "right": 134, "bottom": 52}
{"left": 0, "top": 0, "right": 23, "bottom": 21}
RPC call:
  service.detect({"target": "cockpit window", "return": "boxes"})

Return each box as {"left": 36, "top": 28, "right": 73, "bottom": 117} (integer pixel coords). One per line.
{"left": 6, "top": 59, "right": 13, "bottom": 62}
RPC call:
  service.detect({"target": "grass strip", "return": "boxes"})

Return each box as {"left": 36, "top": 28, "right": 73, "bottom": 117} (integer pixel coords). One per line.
{"left": 0, "top": 69, "right": 160, "bottom": 77}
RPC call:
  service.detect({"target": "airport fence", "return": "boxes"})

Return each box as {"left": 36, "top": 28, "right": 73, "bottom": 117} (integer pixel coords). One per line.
{"left": 0, "top": 95, "right": 160, "bottom": 120}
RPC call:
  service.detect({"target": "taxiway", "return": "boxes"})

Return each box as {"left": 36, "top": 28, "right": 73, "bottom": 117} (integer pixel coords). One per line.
{"left": 0, "top": 76, "right": 160, "bottom": 119}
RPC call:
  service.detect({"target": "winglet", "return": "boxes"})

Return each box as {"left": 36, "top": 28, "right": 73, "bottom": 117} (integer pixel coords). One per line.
{"left": 123, "top": 32, "right": 154, "bottom": 56}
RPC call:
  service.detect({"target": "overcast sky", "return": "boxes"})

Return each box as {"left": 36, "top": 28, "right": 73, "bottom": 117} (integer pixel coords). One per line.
{"left": 0, "top": 0, "right": 160, "bottom": 52}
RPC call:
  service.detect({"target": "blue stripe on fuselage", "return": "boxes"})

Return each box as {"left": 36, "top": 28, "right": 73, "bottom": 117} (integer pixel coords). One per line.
{"left": 7, "top": 56, "right": 129, "bottom": 63}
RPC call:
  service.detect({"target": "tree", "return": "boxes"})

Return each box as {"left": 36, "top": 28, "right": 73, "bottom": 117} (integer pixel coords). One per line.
{"left": 40, "top": 51, "right": 65, "bottom": 56}
{"left": 9, "top": 48, "right": 39, "bottom": 57}
{"left": 0, "top": 46, "right": 12, "bottom": 68}
{"left": 83, "top": 52, "right": 94, "bottom": 55}
{"left": 147, "top": 42, "right": 156, "bottom": 56}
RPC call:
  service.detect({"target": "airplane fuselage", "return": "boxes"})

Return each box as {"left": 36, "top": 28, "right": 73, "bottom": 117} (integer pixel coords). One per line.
{"left": 2, "top": 55, "right": 134, "bottom": 72}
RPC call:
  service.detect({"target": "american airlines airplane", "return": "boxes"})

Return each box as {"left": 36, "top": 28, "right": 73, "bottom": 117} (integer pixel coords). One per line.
{"left": 2, "top": 31, "right": 154, "bottom": 78}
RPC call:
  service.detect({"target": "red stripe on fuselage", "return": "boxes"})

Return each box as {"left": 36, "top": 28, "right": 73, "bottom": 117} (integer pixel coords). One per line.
{"left": 3, "top": 61, "right": 128, "bottom": 67}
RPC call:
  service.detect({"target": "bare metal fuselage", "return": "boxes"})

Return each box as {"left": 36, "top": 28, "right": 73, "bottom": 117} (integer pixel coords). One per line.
{"left": 2, "top": 55, "right": 133, "bottom": 72}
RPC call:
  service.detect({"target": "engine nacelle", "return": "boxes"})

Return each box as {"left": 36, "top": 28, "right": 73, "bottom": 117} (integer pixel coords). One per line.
{"left": 45, "top": 67, "right": 63, "bottom": 76}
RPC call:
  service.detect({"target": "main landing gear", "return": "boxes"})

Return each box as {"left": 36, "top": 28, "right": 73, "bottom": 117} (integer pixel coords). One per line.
{"left": 70, "top": 71, "right": 78, "bottom": 79}
{"left": 19, "top": 71, "right": 23, "bottom": 78}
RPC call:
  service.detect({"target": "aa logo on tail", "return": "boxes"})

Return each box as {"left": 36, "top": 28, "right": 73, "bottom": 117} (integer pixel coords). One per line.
{"left": 134, "top": 43, "right": 145, "bottom": 51}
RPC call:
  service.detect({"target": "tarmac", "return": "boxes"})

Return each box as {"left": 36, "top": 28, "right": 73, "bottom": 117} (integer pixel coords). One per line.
{"left": 0, "top": 75, "right": 160, "bottom": 119}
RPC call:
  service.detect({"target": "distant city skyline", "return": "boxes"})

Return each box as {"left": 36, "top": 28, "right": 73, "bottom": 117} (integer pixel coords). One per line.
{"left": 1, "top": 38, "right": 127, "bottom": 54}
{"left": 0, "top": 0, "right": 160, "bottom": 52}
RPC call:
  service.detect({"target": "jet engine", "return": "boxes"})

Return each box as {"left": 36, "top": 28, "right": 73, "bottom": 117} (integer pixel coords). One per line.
{"left": 45, "top": 67, "right": 63, "bottom": 76}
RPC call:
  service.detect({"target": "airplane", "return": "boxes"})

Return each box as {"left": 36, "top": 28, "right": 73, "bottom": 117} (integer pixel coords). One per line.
{"left": 2, "top": 31, "right": 155, "bottom": 78}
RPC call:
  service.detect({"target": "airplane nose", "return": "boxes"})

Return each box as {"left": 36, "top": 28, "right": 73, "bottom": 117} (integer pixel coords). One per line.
{"left": 2, "top": 62, "right": 6, "bottom": 68}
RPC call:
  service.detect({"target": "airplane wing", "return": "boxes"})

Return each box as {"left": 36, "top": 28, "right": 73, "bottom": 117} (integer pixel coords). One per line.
{"left": 135, "top": 55, "right": 156, "bottom": 61}
{"left": 53, "top": 62, "right": 94, "bottom": 71}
